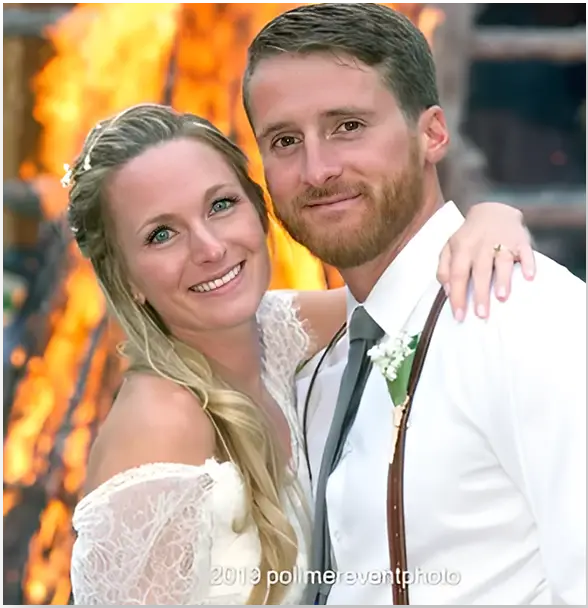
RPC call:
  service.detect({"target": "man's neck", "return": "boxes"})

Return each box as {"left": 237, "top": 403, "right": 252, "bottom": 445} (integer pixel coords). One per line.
{"left": 341, "top": 194, "right": 443, "bottom": 303}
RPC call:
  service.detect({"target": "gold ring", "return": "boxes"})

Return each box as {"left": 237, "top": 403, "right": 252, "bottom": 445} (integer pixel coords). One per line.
{"left": 494, "top": 243, "right": 519, "bottom": 260}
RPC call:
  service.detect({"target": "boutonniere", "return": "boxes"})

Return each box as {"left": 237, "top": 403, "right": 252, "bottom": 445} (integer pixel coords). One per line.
{"left": 367, "top": 331, "right": 421, "bottom": 460}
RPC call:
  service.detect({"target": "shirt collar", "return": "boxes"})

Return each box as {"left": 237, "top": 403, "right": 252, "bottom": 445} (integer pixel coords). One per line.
{"left": 346, "top": 201, "right": 465, "bottom": 338}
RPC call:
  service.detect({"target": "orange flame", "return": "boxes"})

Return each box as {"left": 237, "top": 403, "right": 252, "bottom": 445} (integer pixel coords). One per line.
{"left": 4, "top": 3, "right": 444, "bottom": 604}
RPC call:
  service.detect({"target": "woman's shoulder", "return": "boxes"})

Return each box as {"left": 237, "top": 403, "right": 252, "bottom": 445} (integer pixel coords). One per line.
{"left": 81, "top": 372, "right": 217, "bottom": 497}
{"left": 258, "top": 289, "right": 302, "bottom": 323}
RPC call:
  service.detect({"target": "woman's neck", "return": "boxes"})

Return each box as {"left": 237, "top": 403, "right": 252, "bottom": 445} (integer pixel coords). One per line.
{"left": 182, "top": 319, "right": 265, "bottom": 397}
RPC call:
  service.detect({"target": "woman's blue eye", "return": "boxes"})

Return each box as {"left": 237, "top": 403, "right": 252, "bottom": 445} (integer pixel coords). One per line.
{"left": 210, "top": 197, "right": 236, "bottom": 214}
{"left": 146, "top": 226, "right": 174, "bottom": 244}
{"left": 153, "top": 229, "right": 171, "bottom": 242}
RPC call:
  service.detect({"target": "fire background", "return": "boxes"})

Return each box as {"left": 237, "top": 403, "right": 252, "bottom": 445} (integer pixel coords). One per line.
{"left": 3, "top": 3, "right": 586, "bottom": 605}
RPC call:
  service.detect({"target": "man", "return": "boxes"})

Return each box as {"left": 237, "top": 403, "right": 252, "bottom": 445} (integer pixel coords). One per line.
{"left": 242, "top": 3, "right": 586, "bottom": 605}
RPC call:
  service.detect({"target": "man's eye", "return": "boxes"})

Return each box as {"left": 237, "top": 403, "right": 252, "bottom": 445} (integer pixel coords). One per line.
{"left": 274, "top": 135, "right": 298, "bottom": 149}
{"left": 338, "top": 120, "right": 362, "bottom": 133}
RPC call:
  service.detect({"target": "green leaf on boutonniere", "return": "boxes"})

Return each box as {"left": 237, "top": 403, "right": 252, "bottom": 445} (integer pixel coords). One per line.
{"left": 368, "top": 331, "right": 422, "bottom": 407}
{"left": 386, "top": 333, "right": 420, "bottom": 406}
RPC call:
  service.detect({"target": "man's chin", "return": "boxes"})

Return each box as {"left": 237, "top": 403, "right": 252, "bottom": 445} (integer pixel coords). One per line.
{"left": 305, "top": 240, "right": 382, "bottom": 269}
{"left": 275, "top": 215, "right": 383, "bottom": 268}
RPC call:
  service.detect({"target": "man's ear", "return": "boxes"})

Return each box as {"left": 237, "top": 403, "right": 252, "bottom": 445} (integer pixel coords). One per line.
{"left": 418, "top": 105, "right": 450, "bottom": 165}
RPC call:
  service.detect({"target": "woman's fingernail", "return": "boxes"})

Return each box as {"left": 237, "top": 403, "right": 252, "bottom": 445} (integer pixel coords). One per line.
{"left": 476, "top": 304, "right": 487, "bottom": 318}
{"left": 455, "top": 308, "right": 464, "bottom": 322}
{"left": 444, "top": 283, "right": 450, "bottom": 295}
{"left": 497, "top": 286, "right": 506, "bottom": 300}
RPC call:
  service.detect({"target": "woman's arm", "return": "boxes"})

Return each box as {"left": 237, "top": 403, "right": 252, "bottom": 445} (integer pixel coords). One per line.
{"left": 295, "top": 288, "right": 347, "bottom": 358}
{"left": 295, "top": 202, "right": 535, "bottom": 355}
{"left": 437, "top": 202, "right": 536, "bottom": 320}
{"left": 71, "top": 375, "right": 219, "bottom": 605}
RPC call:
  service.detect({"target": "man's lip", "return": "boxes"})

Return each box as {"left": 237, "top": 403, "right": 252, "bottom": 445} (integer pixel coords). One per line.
{"left": 306, "top": 193, "right": 361, "bottom": 207}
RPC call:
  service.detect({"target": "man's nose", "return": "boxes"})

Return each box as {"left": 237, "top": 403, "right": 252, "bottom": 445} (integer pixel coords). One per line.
{"left": 302, "top": 141, "right": 343, "bottom": 187}
{"left": 188, "top": 225, "right": 227, "bottom": 265}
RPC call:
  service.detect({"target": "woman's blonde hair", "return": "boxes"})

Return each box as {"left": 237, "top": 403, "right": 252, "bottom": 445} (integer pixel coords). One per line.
{"left": 66, "top": 103, "right": 299, "bottom": 604}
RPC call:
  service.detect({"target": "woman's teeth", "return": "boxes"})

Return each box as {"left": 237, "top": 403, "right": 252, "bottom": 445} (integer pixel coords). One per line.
{"left": 191, "top": 263, "right": 242, "bottom": 293}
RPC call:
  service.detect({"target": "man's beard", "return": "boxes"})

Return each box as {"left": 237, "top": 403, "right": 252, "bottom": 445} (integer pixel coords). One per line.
{"left": 272, "top": 143, "right": 425, "bottom": 270}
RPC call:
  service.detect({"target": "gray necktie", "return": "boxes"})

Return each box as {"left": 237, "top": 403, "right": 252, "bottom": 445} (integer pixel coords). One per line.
{"left": 304, "top": 306, "right": 385, "bottom": 605}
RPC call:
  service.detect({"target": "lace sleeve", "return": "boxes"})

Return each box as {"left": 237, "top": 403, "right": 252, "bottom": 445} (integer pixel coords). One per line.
{"left": 70, "top": 461, "right": 221, "bottom": 605}
{"left": 258, "top": 291, "right": 311, "bottom": 382}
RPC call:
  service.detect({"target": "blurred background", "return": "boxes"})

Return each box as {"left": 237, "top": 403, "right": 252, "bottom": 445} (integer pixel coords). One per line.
{"left": 3, "top": 3, "right": 586, "bottom": 605}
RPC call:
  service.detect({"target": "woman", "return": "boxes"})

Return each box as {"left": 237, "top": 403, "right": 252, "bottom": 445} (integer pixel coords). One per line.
{"left": 66, "top": 104, "right": 533, "bottom": 605}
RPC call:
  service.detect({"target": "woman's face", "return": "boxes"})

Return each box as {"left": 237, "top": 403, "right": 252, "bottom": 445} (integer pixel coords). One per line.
{"left": 106, "top": 137, "right": 271, "bottom": 340}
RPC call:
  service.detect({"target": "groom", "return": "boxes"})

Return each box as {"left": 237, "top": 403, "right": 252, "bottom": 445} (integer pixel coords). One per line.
{"left": 243, "top": 3, "right": 586, "bottom": 605}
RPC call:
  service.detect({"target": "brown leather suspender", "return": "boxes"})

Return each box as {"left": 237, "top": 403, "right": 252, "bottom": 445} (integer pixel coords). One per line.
{"left": 300, "top": 286, "right": 448, "bottom": 604}
{"left": 387, "top": 286, "right": 448, "bottom": 604}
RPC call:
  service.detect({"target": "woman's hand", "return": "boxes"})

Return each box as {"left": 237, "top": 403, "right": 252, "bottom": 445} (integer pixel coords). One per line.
{"left": 437, "top": 202, "right": 536, "bottom": 321}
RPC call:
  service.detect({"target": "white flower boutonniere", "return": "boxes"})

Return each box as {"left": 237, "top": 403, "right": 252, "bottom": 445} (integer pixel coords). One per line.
{"left": 368, "top": 331, "right": 420, "bottom": 405}
{"left": 368, "top": 331, "right": 421, "bottom": 460}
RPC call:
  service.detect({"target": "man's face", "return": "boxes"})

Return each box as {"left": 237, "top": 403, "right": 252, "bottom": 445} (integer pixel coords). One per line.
{"left": 246, "top": 52, "right": 427, "bottom": 269}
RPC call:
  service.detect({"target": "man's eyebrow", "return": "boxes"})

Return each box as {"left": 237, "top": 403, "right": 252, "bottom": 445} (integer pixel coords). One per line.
{"left": 323, "top": 107, "right": 377, "bottom": 119}
{"left": 257, "top": 121, "right": 295, "bottom": 143}
{"left": 257, "top": 108, "right": 377, "bottom": 142}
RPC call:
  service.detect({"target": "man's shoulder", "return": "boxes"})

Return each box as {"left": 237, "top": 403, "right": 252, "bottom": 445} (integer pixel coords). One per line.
{"left": 407, "top": 251, "right": 585, "bottom": 357}
{"left": 520, "top": 251, "right": 584, "bottom": 289}
{"left": 493, "top": 251, "right": 584, "bottom": 316}
{"left": 456, "top": 251, "right": 585, "bottom": 337}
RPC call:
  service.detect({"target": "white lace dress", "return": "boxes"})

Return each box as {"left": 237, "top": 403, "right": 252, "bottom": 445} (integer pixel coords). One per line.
{"left": 70, "top": 292, "right": 313, "bottom": 605}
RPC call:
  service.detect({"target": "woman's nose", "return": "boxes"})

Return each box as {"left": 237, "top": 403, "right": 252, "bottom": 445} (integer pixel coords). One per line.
{"left": 188, "top": 227, "right": 227, "bottom": 265}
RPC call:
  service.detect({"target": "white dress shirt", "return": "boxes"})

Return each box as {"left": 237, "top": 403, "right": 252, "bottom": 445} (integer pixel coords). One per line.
{"left": 296, "top": 201, "right": 586, "bottom": 605}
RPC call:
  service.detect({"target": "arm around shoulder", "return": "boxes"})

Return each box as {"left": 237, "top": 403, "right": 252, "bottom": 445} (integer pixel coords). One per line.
{"left": 293, "top": 288, "right": 347, "bottom": 357}
{"left": 71, "top": 374, "right": 220, "bottom": 605}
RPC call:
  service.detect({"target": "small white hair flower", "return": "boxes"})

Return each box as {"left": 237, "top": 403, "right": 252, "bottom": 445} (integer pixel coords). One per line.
{"left": 61, "top": 163, "right": 73, "bottom": 188}
{"left": 83, "top": 154, "right": 92, "bottom": 171}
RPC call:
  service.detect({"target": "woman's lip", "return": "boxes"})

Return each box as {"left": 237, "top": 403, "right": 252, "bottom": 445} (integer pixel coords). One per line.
{"left": 189, "top": 261, "right": 245, "bottom": 294}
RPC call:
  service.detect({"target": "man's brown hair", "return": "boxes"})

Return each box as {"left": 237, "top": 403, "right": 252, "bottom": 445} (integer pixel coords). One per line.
{"left": 243, "top": 2, "right": 440, "bottom": 124}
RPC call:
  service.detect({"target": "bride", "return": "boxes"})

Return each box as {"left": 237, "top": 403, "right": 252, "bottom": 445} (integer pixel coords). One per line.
{"left": 65, "top": 104, "right": 533, "bottom": 605}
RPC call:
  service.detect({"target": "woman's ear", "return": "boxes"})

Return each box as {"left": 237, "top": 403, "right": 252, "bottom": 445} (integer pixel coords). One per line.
{"left": 129, "top": 283, "right": 145, "bottom": 306}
